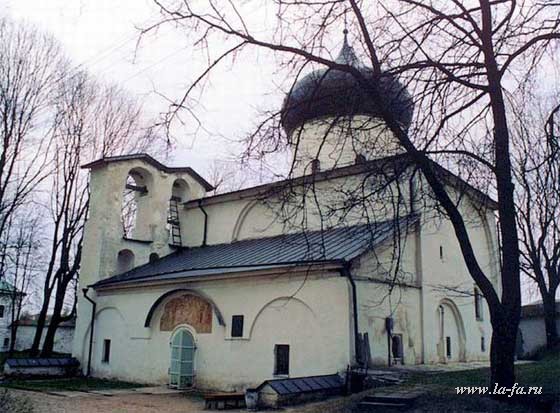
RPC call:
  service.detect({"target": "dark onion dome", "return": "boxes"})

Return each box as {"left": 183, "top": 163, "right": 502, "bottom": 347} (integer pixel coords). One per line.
{"left": 280, "top": 33, "right": 414, "bottom": 136}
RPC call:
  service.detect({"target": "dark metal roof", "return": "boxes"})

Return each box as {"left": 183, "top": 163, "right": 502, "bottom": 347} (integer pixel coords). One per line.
{"left": 93, "top": 215, "right": 418, "bottom": 289}
{"left": 81, "top": 153, "right": 214, "bottom": 191}
{"left": 281, "top": 35, "right": 414, "bottom": 135}
{"left": 5, "top": 358, "right": 79, "bottom": 368}
{"left": 257, "top": 374, "right": 343, "bottom": 395}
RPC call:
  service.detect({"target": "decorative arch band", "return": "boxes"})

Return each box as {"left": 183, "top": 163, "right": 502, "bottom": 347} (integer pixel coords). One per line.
{"left": 144, "top": 288, "right": 225, "bottom": 328}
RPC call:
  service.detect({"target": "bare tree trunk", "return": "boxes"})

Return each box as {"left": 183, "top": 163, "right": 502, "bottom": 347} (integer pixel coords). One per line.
{"left": 30, "top": 302, "right": 50, "bottom": 355}
{"left": 491, "top": 319, "right": 517, "bottom": 389}
{"left": 541, "top": 289, "right": 559, "bottom": 348}
{"left": 41, "top": 287, "right": 66, "bottom": 356}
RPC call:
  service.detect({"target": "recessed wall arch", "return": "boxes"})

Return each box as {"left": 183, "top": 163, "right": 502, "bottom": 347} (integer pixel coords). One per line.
{"left": 144, "top": 288, "right": 225, "bottom": 328}
{"left": 231, "top": 199, "right": 259, "bottom": 242}
{"left": 436, "top": 298, "right": 467, "bottom": 362}
{"left": 248, "top": 296, "right": 316, "bottom": 339}
{"left": 476, "top": 209, "right": 500, "bottom": 286}
{"left": 116, "top": 249, "right": 135, "bottom": 273}
{"left": 81, "top": 306, "right": 128, "bottom": 364}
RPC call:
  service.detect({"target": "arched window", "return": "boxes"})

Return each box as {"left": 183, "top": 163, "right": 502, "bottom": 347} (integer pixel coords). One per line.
{"left": 121, "top": 168, "right": 152, "bottom": 239}
{"left": 149, "top": 253, "right": 159, "bottom": 263}
{"left": 117, "top": 249, "right": 135, "bottom": 273}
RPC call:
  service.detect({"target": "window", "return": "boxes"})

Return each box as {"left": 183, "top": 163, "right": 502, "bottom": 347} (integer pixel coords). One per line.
{"left": 149, "top": 253, "right": 159, "bottom": 263}
{"left": 391, "top": 334, "right": 404, "bottom": 361}
{"left": 474, "top": 288, "right": 483, "bottom": 320}
{"left": 355, "top": 154, "right": 366, "bottom": 164}
{"left": 439, "top": 245, "right": 444, "bottom": 261}
{"left": 446, "top": 336, "right": 452, "bottom": 358}
{"left": 231, "top": 315, "right": 244, "bottom": 338}
{"left": 274, "top": 344, "right": 290, "bottom": 376}
{"left": 102, "top": 339, "right": 111, "bottom": 363}
{"left": 3, "top": 338, "right": 9, "bottom": 348}
{"left": 0, "top": 305, "right": 4, "bottom": 318}
{"left": 311, "top": 159, "right": 320, "bottom": 174}
{"left": 481, "top": 336, "right": 486, "bottom": 352}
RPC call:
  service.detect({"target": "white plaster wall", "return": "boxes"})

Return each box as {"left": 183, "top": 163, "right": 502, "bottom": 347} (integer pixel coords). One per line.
{"left": 183, "top": 170, "right": 414, "bottom": 246}
{"left": 74, "top": 158, "right": 209, "bottom": 367}
{"left": 351, "top": 226, "right": 423, "bottom": 366}
{"left": 0, "top": 295, "right": 13, "bottom": 350}
{"left": 14, "top": 325, "right": 74, "bottom": 354}
{"left": 81, "top": 159, "right": 208, "bottom": 287}
{"left": 518, "top": 317, "right": 560, "bottom": 356}
{"left": 75, "top": 271, "right": 352, "bottom": 390}
{"left": 289, "top": 116, "right": 403, "bottom": 175}
{"left": 418, "top": 202, "right": 495, "bottom": 364}
{"left": 74, "top": 154, "right": 500, "bottom": 389}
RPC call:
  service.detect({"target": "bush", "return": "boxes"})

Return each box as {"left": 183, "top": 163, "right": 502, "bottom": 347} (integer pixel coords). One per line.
{"left": 0, "top": 389, "right": 34, "bottom": 413}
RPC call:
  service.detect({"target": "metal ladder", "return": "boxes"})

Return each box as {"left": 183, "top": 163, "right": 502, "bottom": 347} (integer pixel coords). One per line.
{"left": 168, "top": 196, "right": 182, "bottom": 246}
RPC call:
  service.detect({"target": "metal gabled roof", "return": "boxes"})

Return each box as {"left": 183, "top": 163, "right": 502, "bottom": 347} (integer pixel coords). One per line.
{"left": 257, "top": 373, "right": 343, "bottom": 395}
{"left": 93, "top": 215, "right": 418, "bottom": 289}
{"left": 5, "top": 357, "right": 79, "bottom": 368}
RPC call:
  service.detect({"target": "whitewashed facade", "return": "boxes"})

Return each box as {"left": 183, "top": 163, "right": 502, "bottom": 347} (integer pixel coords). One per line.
{"left": 73, "top": 39, "right": 500, "bottom": 391}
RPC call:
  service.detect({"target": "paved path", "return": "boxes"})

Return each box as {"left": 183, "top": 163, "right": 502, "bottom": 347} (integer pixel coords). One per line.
{"left": 393, "top": 359, "right": 533, "bottom": 373}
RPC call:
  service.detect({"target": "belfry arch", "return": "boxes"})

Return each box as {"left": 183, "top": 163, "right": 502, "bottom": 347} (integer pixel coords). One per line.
{"left": 121, "top": 167, "right": 153, "bottom": 240}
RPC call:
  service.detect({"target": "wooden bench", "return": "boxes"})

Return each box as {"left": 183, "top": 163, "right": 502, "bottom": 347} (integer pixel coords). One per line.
{"left": 204, "top": 392, "right": 246, "bottom": 410}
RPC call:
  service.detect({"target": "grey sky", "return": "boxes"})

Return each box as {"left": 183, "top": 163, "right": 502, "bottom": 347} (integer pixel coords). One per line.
{"left": 3, "top": 0, "right": 283, "bottom": 173}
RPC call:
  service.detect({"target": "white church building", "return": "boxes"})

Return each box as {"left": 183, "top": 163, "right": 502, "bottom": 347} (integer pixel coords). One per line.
{"left": 72, "top": 37, "right": 500, "bottom": 391}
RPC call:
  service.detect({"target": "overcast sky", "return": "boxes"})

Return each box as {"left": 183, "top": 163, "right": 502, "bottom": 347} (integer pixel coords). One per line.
{"left": 3, "top": 0, "right": 285, "bottom": 174}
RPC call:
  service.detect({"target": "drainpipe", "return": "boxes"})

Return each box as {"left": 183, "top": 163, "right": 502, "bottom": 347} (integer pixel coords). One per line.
{"left": 82, "top": 288, "right": 96, "bottom": 377}
{"left": 340, "top": 262, "right": 360, "bottom": 366}
{"left": 197, "top": 200, "right": 208, "bottom": 246}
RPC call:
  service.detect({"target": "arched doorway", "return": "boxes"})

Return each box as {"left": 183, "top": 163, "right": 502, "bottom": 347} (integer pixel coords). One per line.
{"left": 169, "top": 328, "right": 196, "bottom": 389}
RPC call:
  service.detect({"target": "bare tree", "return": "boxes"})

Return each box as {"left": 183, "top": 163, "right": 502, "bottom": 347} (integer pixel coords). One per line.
{"left": 0, "top": 212, "right": 41, "bottom": 354}
{"left": 0, "top": 17, "right": 62, "bottom": 264}
{"left": 147, "top": 0, "right": 559, "bottom": 386}
{"left": 205, "top": 159, "right": 279, "bottom": 195}
{"left": 513, "top": 94, "right": 560, "bottom": 349}
{"left": 35, "top": 71, "right": 165, "bottom": 356}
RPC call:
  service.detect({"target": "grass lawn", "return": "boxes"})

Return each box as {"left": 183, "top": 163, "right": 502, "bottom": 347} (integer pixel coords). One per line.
{"left": 407, "top": 351, "right": 559, "bottom": 394}
{"left": 2, "top": 377, "right": 146, "bottom": 393}
{"left": 401, "top": 350, "right": 560, "bottom": 412}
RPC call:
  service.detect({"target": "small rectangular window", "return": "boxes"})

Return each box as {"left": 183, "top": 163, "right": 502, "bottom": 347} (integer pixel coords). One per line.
{"left": 274, "top": 344, "right": 290, "bottom": 376}
{"left": 231, "top": 315, "right": 244, "bottom": 338}
{"left": 3, "top": 338, "right": 9, "bottom": 348}
{"left": 102, "top": 339, "right": 111, "bottom": 363}
{"left": 446, "top": 336, "right": 452, "bottom": 358}
{"left": 474, "top": 288, "right": 483, "bottom": 321}
{"left": 481, "top": 336, "right": 486, "bottom": 352}
{"left": 0, "top": 305, "right": 4, "bottom": 318}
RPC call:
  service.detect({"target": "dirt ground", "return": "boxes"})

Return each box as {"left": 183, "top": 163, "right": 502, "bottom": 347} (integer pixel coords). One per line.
{"left": 4, "top": 388, "right": 357, "bottom": 413}
{"left": 8, "top": 389, "right": 246, "bottom": 413}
